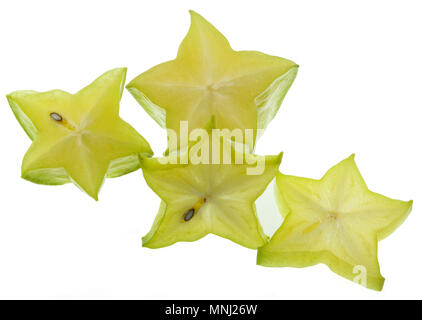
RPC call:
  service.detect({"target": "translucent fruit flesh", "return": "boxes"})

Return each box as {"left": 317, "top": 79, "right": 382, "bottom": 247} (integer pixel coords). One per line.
{"left": 127, "top": 10, "right": 298, "bottom": 150}
{"left": 257, "top": 155, "right": 412, "bottom": 291}
{"left": 7, "top": 68, "right": 153, "bottom": 200}
{"left": 140, "top": 141, "right": 282, "bottom": 249}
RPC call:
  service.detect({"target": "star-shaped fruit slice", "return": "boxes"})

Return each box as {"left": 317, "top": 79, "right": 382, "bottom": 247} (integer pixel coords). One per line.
{"left": 127, "top": 10, "right": 298, "bottom": 150}
{"left": 140, "top": 138, "right": 282, "bottom": 249}
{"left": 7, "top": 68, "right": 153, "bottom": 200}
{"left": 257, "top": 155, "right": 412, "bottom": 291}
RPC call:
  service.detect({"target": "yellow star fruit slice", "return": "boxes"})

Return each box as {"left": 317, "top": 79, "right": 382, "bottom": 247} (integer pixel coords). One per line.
{"left": 127, "top": 10, "right": 298, "bottom": 150}
{"left": 140, "top": 135, "right": 282, "bottom": 249}
{"left": 7, "top": 68, "right": 153, "bottom": 200}
{"left": 257, "top": 155, "right": 412, "bottom": 291}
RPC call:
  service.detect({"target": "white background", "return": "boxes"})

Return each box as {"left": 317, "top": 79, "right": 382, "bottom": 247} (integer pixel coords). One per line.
{"left": 0, "top": 0, "right": 420, "bottom": 299}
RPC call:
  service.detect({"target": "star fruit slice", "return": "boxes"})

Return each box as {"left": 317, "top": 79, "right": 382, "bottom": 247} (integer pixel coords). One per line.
{"left": 127, "top": 10, "right": 298, "bottom": 150}
{"left": 140, "top": 135, "right": 282, "bottom": 249}
{"left": 257, "top": 155, "right": 412, "bottom": 291}
{"left": 7, "top": 68, "right": 153, "bottom": 200}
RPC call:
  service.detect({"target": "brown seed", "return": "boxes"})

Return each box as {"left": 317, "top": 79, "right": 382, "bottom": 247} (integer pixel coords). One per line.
{"left": 184, "top": 208, "right": 195, "bottom": 221}
{"left": 50, "top": 112, "right": 63, "bottom": 121}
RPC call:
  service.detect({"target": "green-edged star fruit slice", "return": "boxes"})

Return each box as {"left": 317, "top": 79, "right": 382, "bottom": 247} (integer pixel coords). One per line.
{"left": 140, "top": 135, "right": 282, "bottom": 249}
{"left": 257, "top": 155, "right": 412, "bottom": 291}
{"left": 7, "top": 68, "right": 153, "bottom": 200}
{"left": 127, "top": 10, "right": 298, "bottom": 150}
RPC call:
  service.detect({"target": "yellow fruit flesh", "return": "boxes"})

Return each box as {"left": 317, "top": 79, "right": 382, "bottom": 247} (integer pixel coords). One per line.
{"left": 127, "top": 11, "right": 298, "bottom": 150}
{"left": 258, "top": 155, "right": 412, "bottom": 291}
{"left": 7, "top": 68, "right": 152, "bottom": 199}
{"left": 141, "top": 150, "right": 282, "bottom": 249}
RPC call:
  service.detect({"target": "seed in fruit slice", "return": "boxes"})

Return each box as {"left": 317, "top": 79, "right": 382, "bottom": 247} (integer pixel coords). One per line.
{"left": 257, "top": 155, "right": 412, "bottom": 291}
{"left": 140, "top": 136, "right": 282, "bottom": 249}
{"left": 7, "top": 68, "right": 153, "bottom": 200}
{"left": 127, "top": 10, "right": 298, "bottom": 150}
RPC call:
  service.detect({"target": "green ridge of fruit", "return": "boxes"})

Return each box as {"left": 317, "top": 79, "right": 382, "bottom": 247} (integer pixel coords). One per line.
{"left": 257, "top": 154, "right": 412, "bottom": 291}
{"left": 7, "top": 68, "right": 153, "bottom": 200}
